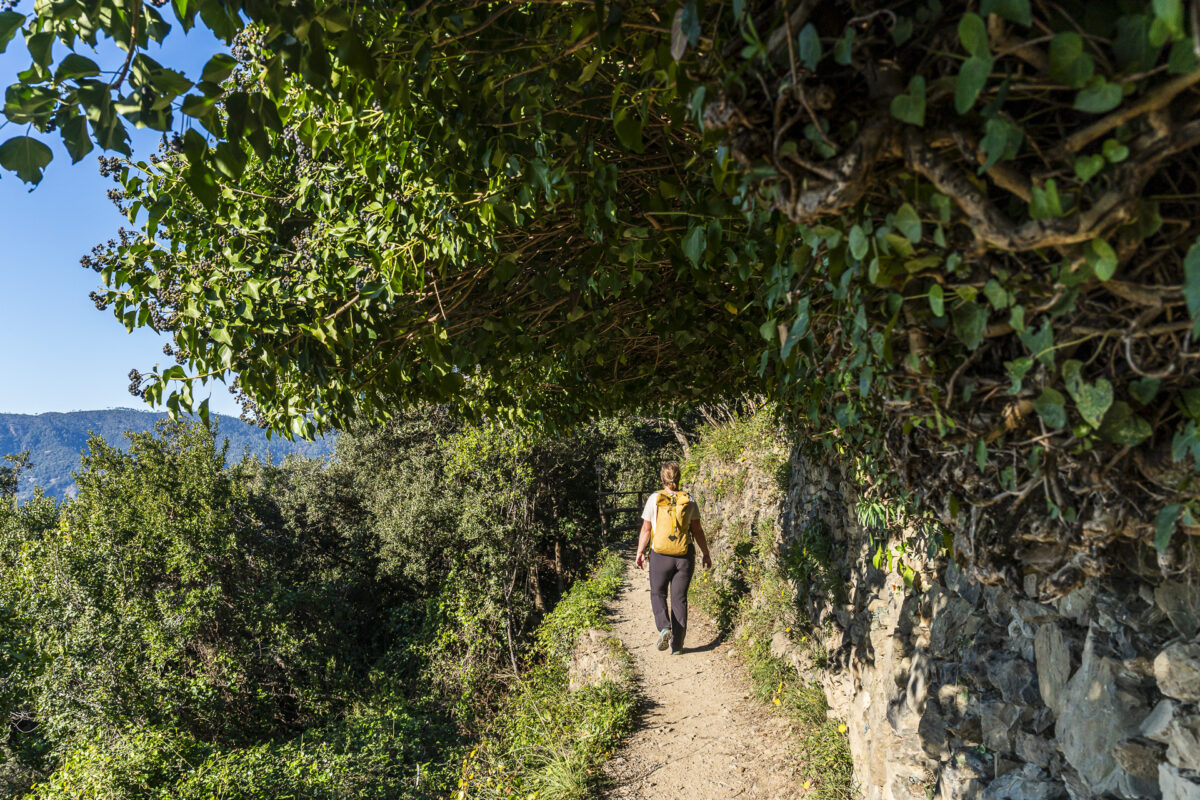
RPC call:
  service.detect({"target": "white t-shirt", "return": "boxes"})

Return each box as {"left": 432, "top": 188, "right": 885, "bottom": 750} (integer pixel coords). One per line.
{"left": 641, "top": 490, "right": 700, "bottom": 537}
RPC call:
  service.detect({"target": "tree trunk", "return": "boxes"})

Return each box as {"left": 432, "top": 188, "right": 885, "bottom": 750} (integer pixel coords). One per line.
{"left": 530, "top": 563, "right": 545, "bottom": 612}
{"left": 667, "top": 418, "right": 691, "bottom": 459}
{"left": 554, "top": 538, "right": 565, "bottom": 597}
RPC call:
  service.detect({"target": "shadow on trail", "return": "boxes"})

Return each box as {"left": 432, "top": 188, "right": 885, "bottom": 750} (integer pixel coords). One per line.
{"left": 682, "top": 631, "right": 725, "bottom": 654}
{"left": 599, "top": 692, "right": 669, "bottom": 793}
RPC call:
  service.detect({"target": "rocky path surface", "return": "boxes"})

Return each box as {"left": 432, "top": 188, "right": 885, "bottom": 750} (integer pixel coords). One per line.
{"left": 602, "top": 553, "right": 804, "bottom": 800}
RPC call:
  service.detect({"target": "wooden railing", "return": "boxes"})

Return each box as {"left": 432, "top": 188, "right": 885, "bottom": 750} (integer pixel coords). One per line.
{"left": 596, "top": 486, "right": 657, "bottom": 544}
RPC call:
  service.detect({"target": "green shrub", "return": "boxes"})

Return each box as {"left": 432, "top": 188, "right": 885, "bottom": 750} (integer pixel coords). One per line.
{"left": 3, "top": 413, "right": 662, "bottom": 800}
{"left": 28, "top": 698, "right": 462, "bottom": 800}
{"left": 459, "top": 551, "right": 635, "bottom": 800}
{"left": 9, "top": 422, "right": 390, "bottom": 745}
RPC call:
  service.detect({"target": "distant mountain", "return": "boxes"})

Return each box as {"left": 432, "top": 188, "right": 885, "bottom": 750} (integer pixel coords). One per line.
{"left": 0, "top": 408, "right": 335, "bottom": 501}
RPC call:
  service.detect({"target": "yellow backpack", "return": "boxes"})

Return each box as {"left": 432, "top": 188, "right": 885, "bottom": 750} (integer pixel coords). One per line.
{"left": 651, "top": 491, "right": 693, "bottom": 557}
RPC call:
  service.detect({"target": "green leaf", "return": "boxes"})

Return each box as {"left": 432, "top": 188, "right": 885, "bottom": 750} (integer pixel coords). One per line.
{"left": 928, "top": 284, "right": 944, "bottom": 317}
{"left": 1173, "top": 422, "right": 1200, "bottom": 462}
{"left": 1182, "top": 388, "right": 1200, "bottom": 421}
{"left": 1049, "top": 32, "right": 1094, "bottom": 88}
{"left": 1130, "top": 378, "right": 1161, "bottom": 406}
{"left": 980, "top": 0, "right": 1031, "bottom": 26}
{"left": 894, "top": 203, "right": 922, "bottom": 243}
{"left": 613, "top": 108, "right": 643, "bottom": 153}
{"left": 1102, "top": 138, "right": 1129, "bottom": 163}
{"left": 185, "top": 160, "right": 219, "bottom": 208}
{"left": 494, "top": 255, "right": 519, "bottom": 283}
{"left": 975, "top": 439, "right": 988, "bottom": 471}
{"left": 1183, "top": 238, "right": 1200, "bottom": 337}
{"left": 212, "top": 140, "right": 247, "bottom": 180}
{"left": 1074, "top": 77, "right": 1122, "bottom": 113}
{"left": 1029, "top": 179, "right": 1063, "bottom": 220}
{"left": 780, "top": 299, "right": 810, "bottom": 360}
{"left": 201, "top": 53, "right": 237, "bottom": 84}
{"left": 1005, "top": 356, "right": 1033, "bottom": 391}
{"left": 1097, "top": 401, "right": 1152, "bottom": 446}
{"left": 0, "top": 135, "right": 52, "bottom": 183}
{"left": 54, "top": 53, "right": 101, "bottom": 81}
{"left": 1169, "top": 38, "right": 1198, "bottom": 73}
{"left": 1086, "top": 239, "right": 1117, "bottom": 281}
{"left": 671, "top": 4, "right": 699, "bottom": 60}
{"left": 1152, "top": 0, "right": 1185, "bottom": 42}
{"left": 1155, "top": 504, "right": 1182, "bottom": 552}
{"left": 951, "top": 301, "right": 988, "bottom": 350}
{"left": 60, "top": 115, "right": 93, "bottom": 163}
{"left": 954, "top": 285, "right": 978, "bottom": 303}
{"left": 1009, "top": 304, "right": 1026, "bottom": 334}
{"left": 890, "top": 76, "right": 925, "bottom": 126}
{"left": 983, "top": 279, "right": 1010, "bottom": 310}
{"left": 848, "top": 224, "right": 869, "bottom": 260}
{"left": 680, "top": 1, "right": 701, "bottom": 45}
{"left": 833, "top": 28, "right": 855, "bottom": 66}
{"left": 25, "top": 30, "right": 52, "bottom": 67}
{"left": 979, "top": 117, "right": 1022, "bottom": 172}
{"left": 1062, "top": 360, "right": 1113, "bottom": 427}
{"left": 1034, "top": 387, "right": 1068, "bottom": 429}
{"left": 180, "top": 128, "right": 207, "bottom": 164}
{"left": 859, "top": 366, "right": 873, "bottom": 397}
{"left": 884, "top": 233, "right": 914, "bottom": 258}
{"left": 1074, "top": 153, "right": 1105, "bottom": 182}
{"left": 958, "top": 13, "right": 990, "bottom": 57}
{"left": 955, "top": 55, "right": 993, "bottom": 114}
{"left": 797, "top": 23, "right": 821, "bottom": 71}
{"left": 0, "top": 11, "right": 23, "bottom": 54}
{"left": 681, "top": 225, "right": 706, "bottom": 266}
{"left": 1114, "top": 14, "right": 1161, "bottom": 71}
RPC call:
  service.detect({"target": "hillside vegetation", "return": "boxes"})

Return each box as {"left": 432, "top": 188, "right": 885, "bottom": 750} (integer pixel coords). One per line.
{"left": 0, "top": 414, "right": 664, "bottom": 799}
{"left": 0, "top": 409, "right": 332, "bottom": 499}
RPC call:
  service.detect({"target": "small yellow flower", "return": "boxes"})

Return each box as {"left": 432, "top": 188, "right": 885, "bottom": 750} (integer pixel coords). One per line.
{"left": 803, "top": 780, "right": 812, "bottom": 789}
{"left": 838, "top": 724, "right": 848, "bottom": 733}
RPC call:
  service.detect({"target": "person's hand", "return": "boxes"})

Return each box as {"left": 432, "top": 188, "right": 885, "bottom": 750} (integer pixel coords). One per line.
{"left": 635, "top": 551, "right": 645, "bottom": 570}
{"left": 702, "top": 553, "right": 712, "bottom": 570}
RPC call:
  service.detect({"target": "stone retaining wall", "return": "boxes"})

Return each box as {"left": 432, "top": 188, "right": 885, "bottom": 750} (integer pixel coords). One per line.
{"left": 692, "top": 442, "right": 1200, "bottom": 800}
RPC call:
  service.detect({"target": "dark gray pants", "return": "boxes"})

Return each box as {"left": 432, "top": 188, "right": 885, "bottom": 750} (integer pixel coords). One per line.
{"left": 649, "top": 550, "right": 694, "bottom": 650}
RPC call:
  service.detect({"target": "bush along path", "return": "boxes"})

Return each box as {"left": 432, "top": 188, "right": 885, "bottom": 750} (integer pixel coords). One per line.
{"left": 455, "top": 550, "right": 637, "bottom": 800}
{"left": 602, "top": 552, "right": 812, "bottom": 800}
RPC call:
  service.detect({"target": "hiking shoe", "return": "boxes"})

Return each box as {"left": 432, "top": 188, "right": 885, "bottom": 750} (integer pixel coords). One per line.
{"left": 656, "top": 628, "right": 671, "bottom": 651}
{"left": 671, "top": 649, "right": 683, "bottom": 655}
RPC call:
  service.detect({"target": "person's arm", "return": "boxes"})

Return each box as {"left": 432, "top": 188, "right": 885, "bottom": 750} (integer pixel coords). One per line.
{"left": 635, "top": 520, "right": 652, "bottom": 569}
{"left": 691, "top": 517, "right": 712, "bottom": 569}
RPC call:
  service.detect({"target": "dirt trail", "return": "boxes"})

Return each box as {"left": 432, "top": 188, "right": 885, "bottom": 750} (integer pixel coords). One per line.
{"left": 602, "top": 553, "right": 804, "bottom": 800}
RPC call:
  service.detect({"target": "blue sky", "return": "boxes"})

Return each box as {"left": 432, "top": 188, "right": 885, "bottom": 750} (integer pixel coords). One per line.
{"left": 0, "top": 13, "right": 242, "bottom": 415}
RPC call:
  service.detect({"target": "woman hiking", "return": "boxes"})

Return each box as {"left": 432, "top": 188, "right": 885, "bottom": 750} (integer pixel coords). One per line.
{"left": 635, "top": 461, "right": 713, "bottom": 654}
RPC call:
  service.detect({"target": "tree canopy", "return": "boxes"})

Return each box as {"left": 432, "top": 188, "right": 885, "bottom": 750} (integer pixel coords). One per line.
{"left": 6, "top": 0, "right": 1200, "bottom": 579}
